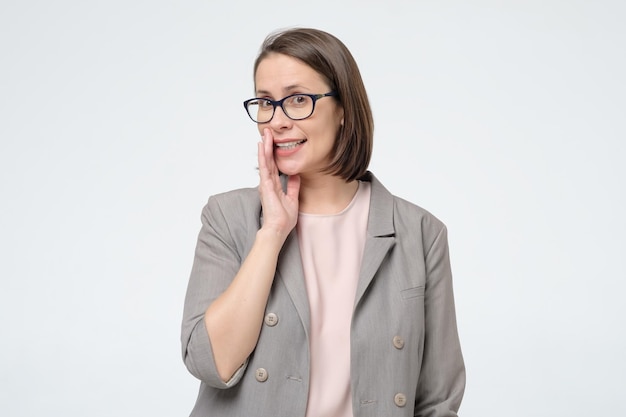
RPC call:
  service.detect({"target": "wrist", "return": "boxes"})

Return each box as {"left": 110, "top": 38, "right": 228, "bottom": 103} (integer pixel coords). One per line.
{"left": 256, "top": 226, "right": 290, "bottom": 249}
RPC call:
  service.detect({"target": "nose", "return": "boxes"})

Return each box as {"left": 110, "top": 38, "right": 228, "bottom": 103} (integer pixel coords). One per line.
{"left": 269, "top": 104, "right": 292, "bottom": 130}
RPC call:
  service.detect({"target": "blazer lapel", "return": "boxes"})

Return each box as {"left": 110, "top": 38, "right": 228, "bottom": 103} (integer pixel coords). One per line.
{"left": 354, "top": 173, "right": 396, "bottom": 308}
{"left": 275, "top": 230, "right": 311, "bottom": 336}
{"left": 259, "top": 186, "right": 311, "bottom": 337}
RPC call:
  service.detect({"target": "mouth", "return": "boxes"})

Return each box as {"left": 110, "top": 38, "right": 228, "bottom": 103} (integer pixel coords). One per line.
{"left": 274, "top": 139, "right": 307, "bottom": 150}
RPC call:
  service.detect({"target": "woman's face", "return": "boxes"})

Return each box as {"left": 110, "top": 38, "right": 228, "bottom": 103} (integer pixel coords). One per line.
{"left": 254, "top": 53, "right": 344, "bottom": 178}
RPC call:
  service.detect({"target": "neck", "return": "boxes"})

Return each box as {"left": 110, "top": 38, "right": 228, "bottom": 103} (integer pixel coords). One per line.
{"left": 297, "top": 174, "right": 359, "bottom": 215}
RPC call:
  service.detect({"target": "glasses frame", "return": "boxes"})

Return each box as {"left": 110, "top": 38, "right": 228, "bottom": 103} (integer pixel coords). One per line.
{"left": 243, "top": 91, "right": 338, "bottom": 123}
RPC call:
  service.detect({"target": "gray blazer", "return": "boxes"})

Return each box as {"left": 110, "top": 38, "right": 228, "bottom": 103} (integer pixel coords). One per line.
{"left": 181, "top": 172, "right": 465, "bottom": 416}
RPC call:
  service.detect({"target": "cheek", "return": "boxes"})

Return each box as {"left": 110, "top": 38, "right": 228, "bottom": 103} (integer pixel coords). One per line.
{"left": 311, "top": 119, "right": 340, "bottom": 141}
{"left": 309, "top": 127, "right": 336, "bottom": 147}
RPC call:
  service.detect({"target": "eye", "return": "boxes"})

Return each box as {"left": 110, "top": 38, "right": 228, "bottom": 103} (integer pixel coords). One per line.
{"left": 287, "top": 94, "right": 310, "bottom": 107}
{"left": 258, "top": 99, "right": 273, "bottom": 110}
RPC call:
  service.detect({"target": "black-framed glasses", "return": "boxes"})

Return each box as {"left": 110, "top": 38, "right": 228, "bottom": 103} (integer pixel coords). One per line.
{"left": 243, "top": 91, "right": 338, "bottom": 123}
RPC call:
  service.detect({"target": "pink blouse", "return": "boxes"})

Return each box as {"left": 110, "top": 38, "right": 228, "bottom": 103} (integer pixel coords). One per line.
{"left": 297, "top": 181, "right": 371, "bottom": 417}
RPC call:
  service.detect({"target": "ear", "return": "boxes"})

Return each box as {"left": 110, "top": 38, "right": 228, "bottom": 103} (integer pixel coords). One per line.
{"left": 337, "top": 105, "right": 345, "bottom": 127}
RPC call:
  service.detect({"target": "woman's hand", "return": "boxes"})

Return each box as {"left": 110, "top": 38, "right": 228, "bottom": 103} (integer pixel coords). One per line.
{"left": 200, "top": 127, "right": 300, "bottom": 382}
{"left": 257, "top": 128, "right": 300, "bottom": 240}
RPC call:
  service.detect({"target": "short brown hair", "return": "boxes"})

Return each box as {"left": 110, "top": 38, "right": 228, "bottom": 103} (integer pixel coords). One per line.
{"left": 254, "top": 28, "right": 374, "bottom": 181}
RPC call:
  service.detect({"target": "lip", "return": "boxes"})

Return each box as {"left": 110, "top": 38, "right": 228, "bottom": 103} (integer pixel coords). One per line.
{"left": 274, "top": 138, "right": 307, "bottom": 156}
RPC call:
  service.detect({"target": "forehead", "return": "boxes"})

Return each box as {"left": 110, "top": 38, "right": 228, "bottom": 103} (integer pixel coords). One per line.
{"left": 254, "top": 53, "right": 328, "bottom": 94}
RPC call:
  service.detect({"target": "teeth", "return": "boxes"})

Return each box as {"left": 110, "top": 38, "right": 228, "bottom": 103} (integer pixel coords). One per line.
{"left": 275, "top": 140, "right": 306, "bottom": 150}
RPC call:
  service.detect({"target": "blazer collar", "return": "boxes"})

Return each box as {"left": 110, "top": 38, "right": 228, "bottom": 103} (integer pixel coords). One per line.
{"left": 354, "top": 171, "right": 396, "bottom": 307}
{"left": 361, "top": 171, "right": 395, "bottom": 238}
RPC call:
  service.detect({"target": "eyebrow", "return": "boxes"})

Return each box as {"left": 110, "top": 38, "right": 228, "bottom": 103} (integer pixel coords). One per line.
{"left": 255, "top": 84, "right": 308, "bottom": 96}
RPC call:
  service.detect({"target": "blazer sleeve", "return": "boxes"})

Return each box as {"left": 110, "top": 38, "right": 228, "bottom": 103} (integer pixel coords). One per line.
{"left": 180, "top": 195, "right": 250, "bottom": 388}
{"left": 414, "top": 224, "right": 466, "bottom": 417}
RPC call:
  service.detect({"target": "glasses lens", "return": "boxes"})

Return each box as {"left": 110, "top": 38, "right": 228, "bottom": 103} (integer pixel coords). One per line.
{"left": 283, "top": 95, "right": 314, "bottom": 120}
{"left": 246, "top": 99, "right": 273, "bottom": 123}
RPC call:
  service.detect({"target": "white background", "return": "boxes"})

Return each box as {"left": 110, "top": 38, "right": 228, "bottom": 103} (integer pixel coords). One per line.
{"left": 1, "top": 1, "right": 624, "bottom": 416}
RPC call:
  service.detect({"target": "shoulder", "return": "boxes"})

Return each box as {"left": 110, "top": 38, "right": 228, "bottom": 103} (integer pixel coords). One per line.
{"left": 365, "top": 171, "right": 447, "bottom": 243}
{"left": 207, "top": 185, "right": 259, "bottom": 210}
{"left": 201, "top": 185, "right": 261, "bottom": 230}
{"left": 393, "top": 194, "right": 445, "bottom": 231}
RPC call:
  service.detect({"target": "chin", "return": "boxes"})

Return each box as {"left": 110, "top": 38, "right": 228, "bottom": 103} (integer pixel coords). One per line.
{"left": 275, "top": 162, "right": 301, "bottom": 177}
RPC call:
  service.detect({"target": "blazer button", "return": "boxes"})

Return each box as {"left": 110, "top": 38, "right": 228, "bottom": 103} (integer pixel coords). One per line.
{"left": 255, "top": 368, "right": 268, "bottom": 382}
{"left": 394, "top": 393, "right": 407, "bottom": 407}
{"left": 392, "top": 335, "right": 405, "bottom": 349}
{"left": 264, "top": 313, "right": 279, "bottom": 327}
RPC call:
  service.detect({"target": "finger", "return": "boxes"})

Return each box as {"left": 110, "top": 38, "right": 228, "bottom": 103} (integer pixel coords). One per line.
{"left": 257, "top": 141, "right": 266, "bottom": 176}
{"left": 258, "top": 127, "right": 272, "bottom": 169}
{"left": 258, "top": 132, "right": 278, "bottom": 191}
{"left": 257, "top": 132, "right": 267, "bottom": 173}
{"left": 263, "top": 128, "right": 275, "bottom": 169}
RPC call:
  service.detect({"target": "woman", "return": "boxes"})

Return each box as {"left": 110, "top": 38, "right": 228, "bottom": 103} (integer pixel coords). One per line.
{"left": 181, "top": 28, "right": 465, "bottom": 416}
